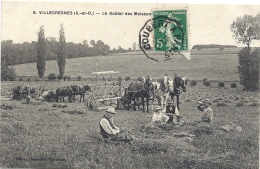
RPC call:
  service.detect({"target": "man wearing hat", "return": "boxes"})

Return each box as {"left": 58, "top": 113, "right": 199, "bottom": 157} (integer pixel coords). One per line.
{"left": 164, "top": 100, "right": 181, "bottom": 124}
{"left": 195, "top": 98, "right": 213, "bottom": 123}
{"left": 100, "top": 107, "right": 134, "bottom": 142}
{"left": 151, "top": 106, "right": 169, "bottom": 124}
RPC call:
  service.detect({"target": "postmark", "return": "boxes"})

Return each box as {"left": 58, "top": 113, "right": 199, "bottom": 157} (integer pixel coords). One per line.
{"left": 139, "top": 9, "right": 190, "bottom": 61}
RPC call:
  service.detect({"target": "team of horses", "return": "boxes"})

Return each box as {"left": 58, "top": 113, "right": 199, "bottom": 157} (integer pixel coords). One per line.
{"left": 126, "top": 75, "right": 187, "bottom": 113}
{"left": 10, "top": 74, "right": 187, "bottom": 112}
{"left": 11, "top": 84, "right": 92, "bottom": 103}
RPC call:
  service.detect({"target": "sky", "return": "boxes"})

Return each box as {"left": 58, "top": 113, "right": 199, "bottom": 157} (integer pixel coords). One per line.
{"left": 2, "top": 1, "right": 260, "bottom": 49}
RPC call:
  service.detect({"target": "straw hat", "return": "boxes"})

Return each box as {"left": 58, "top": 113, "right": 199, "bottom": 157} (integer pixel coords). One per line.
{"left": 154, "top": 106, "right": 163, "bottom": 111}
{"left": 105, "top": 107, "right": 117, "bottom": 114}
{"left": 202, "top": 98, "right": 212, "bottom": 105}
{"left": 196, "top": 101, "right": 203, "bottom": 106}
{"left": 167, "top": 100, "right": 174, "bottom": 105}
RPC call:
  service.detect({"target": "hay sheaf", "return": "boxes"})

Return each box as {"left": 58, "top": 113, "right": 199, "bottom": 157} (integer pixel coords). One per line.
{"left": 62, "top": 108, "right": 85, "bottom": 115}
{"left": 21, "top": 99, "right": 43, "bottom": 105}
{"left": 132, "top": 134, "right": 196, "bottom": 156}
{"left": 1, "top": 103, "right": 15, "bottom": 110}
{"left": 52, "top": 103, "right": 68, "bottom": 108}
{"left": 136, "top": 123, "right": 196, "bottom": 155}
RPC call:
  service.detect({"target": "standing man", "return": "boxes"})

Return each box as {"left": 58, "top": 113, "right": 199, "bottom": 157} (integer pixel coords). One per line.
{"left": 99, "top": 107, "right": 134, "bottom": 142}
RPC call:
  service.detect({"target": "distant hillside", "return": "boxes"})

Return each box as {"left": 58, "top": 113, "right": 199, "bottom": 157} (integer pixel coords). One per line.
{"left": 13, "top": 51, "right": 240, "bottom": 81}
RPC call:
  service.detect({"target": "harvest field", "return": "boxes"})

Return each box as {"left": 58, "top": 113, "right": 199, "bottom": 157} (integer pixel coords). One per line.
{"left": 1, "top": 52, "right": 259, "bottom": 168}
{"left": 13, "top": 51, "right": 240, "bottom": 81}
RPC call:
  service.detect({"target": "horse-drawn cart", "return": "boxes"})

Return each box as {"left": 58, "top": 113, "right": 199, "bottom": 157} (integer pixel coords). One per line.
{"left": 86, "top": 71, "right": 125, "bottom": 111}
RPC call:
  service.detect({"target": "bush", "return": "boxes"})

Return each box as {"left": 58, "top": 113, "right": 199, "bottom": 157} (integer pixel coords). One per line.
{"left": 218, "top": 82, "right": 225, "bottom": 87}
{"left": 48, "top": 73, "right": 56, "bottom": 81}
{"left": 77, "top": 76, "right": 82, "bottom": 81}
{"left": 238, "top": 47, "right": 259, "bottom": 90}
{"left": 1, "top": 65, "right": 17, "bottom": 81}
{"left": 125, "top": 76, "right": 131, "bottom": 81}
{"left": 190, "top": 80, "right": 197, "bottom": 86}
{"left": 118, "top": 76, "right": 122, "bottom": 81}
{"left": 57, "top": 75, "right": 63, "bottom": 81}
{"left": 202, "top": 78, "right": 208, "bottom": 85}
{"left": 204, "top": 81, "right": 211, "bottom": 87}
{"left": 231, "top": 83, "right": 237, "bottom": 88}
{"left": 67, "top": 76, "right": 71, "bottom": 81}
{"left": 19, "top": 77, "right": 23, "bottom": 81}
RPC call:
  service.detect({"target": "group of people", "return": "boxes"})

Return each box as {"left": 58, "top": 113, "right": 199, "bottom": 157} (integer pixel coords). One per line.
{"left": 99, "top": 96, "right": 213, "bottom": 143}
{"left": 151, "top": 98, "right": 213, "bottom": 125}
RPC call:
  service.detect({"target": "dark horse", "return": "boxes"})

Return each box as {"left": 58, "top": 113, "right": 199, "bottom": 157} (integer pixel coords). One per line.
{"left": 169, "top": 75, "right": 187, "bottom": 110}
{"left": 127, "top": 78, "right": 154, "bottom": 113}
{"left": 56, "top": 85, "right": 79, "bottom": 102}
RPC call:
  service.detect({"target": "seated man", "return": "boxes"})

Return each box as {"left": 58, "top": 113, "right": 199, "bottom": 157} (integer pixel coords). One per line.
{"left": 163, "top": 100, "right": 181, "bottom": 124}
{"left": 151, "top": 106, "right": 170, "bottom": 124}
{"left": 99, "top": 107, "right": 134, "bottom": 142}
{"left": 195, "top": 98, "right": 213, "bottom": 123}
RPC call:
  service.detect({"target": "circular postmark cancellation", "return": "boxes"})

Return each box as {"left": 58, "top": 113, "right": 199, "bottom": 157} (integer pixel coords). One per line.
{"left": 139, "top": 9, "right": 190, "bottom": 62}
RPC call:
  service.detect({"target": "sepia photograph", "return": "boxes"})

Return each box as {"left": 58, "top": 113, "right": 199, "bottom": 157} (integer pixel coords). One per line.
{"left": 1, "top": 1, "right": 259, "bottom": 168}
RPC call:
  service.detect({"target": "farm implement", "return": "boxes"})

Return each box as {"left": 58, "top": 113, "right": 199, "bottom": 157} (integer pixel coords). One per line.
{"left": 86, "top": 71, "right": 125, "bottom": 111}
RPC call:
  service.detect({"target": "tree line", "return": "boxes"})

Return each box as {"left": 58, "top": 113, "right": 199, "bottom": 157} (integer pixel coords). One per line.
{"left": 192, "top": 44, "right": 237, "bottom": 50}
{"left": 1, "top": 23, "right": 136, "bottom": 81}
{"left": 1, "top": 34, "right": 133, "bottom": 66}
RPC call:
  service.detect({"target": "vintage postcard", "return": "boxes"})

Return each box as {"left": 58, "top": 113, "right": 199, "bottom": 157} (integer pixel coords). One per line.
{"left": 1, "top": 1, "right": 259, "bottom": 169}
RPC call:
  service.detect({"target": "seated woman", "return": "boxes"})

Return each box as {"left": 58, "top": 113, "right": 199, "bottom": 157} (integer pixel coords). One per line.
{"left": 151, "top": 106, "right": 170, "bottom": 124}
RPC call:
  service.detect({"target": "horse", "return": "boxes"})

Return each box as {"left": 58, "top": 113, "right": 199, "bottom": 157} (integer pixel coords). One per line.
{"left": 78, "top": 84, "right": 91, "bottom": 102}
{"left": 169, "top": 75, "right": 187, "bottom": 110}
{"left": 151, "top": 75, "right": 174, "bottom": 110}
{"left": 56, "top": 85, "right": 79, "bottom": 102}
{"left": 127, "top": 77, "right": 154, "bottom": 113}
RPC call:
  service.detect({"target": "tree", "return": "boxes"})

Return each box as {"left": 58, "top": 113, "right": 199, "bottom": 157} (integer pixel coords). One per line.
{"left": 237, "top": 47, "right": 259, "bottom": 90}
{"left": 46, "top": 37, "right": 58, "bottom": 60}
{"left": 231, "top": 14, "right": 260, "bottom": 90}
{"left": 36, "top": 26, "right": 46, "bottom": 79}
{"left": 57, "top": 23, "right": 66, "bottom": 80}
{"left": 230, "top": 14, "right": 260, "bottom": 48}
{"left": 132, "top": 42, "right": 137, "bottom": 50}
{"left": 1, "top": 59, "right": 17, "bottom": 81}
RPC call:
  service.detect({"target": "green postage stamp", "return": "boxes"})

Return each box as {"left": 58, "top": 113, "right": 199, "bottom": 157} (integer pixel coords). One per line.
{"left": 139, "top": 8, "right": 190, "bottom": 61}
{"left": 153, "top": 10, "right": 188, "bottom": 52}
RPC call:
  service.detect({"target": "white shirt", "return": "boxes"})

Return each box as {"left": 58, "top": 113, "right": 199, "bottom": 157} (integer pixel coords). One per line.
{"left": 202, "top": 107, "right": 213, "bottom": 122}
{"left": 151, "top": 112, "right": 169, "bottom": 123}
{"left": 100, "top": 118, "right": 120, "bottom": 135}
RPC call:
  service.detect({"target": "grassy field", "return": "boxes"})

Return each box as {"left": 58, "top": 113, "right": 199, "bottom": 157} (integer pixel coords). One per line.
{"left": 0, "top": 79, "right": 259, "bottom": 168}
{"left": 13, "top": 52, "right": 240, "bottom": 81}
{"left": 2, "top": 51, "right": 259, "bottom": 168}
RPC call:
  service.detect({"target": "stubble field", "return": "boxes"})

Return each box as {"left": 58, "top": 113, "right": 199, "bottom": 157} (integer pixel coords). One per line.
{"left": 1, "top": 52, "right": 259, "bottom": 168}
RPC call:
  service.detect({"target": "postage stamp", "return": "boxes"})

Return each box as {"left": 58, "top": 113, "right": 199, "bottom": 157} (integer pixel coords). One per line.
{"left": 139, "top": 8, "right": 190, "bottom": 61}
{"left": 153, "top": 10, "right": 188, "bottom": 52}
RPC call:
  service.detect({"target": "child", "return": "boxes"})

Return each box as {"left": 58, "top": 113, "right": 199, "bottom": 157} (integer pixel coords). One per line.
{"left": 151, "top": 106, "right": 169, "bottom": 124}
